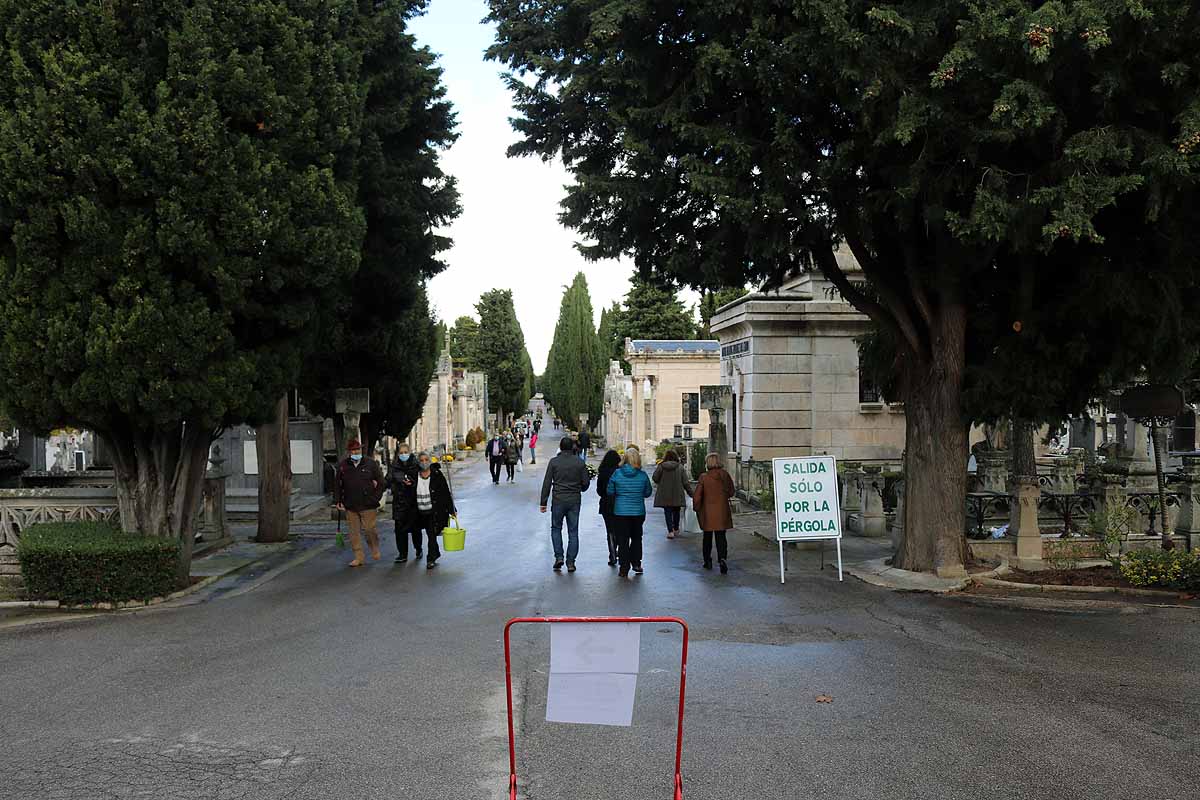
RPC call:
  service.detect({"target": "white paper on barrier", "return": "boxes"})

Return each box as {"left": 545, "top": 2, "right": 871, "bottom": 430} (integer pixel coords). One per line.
{"left": 550, "top": 622, "right": 641, "bottom": 675}
{"left": 546, "top": 672, "right": 638, "bottom": 727}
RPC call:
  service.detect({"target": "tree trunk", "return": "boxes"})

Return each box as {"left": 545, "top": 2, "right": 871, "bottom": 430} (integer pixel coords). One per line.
{"left": 255, "top": 394, "right": 292, "bottom": 543}
{"left": 893, "top": 307, "right": 969, "bottom": 576}
{"left": 1011, "top": 417, "right": 1037, "bottom": 480}
{"left": 333, "top": 415, "right": 346, "bottom": 461}
{"left": 106, "top": 423, "right": 212, "bottom": 585}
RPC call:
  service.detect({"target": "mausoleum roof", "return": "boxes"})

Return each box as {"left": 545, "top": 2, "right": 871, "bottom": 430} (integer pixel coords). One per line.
{"left": 628, "top": 339, "right": 719, "bottom": 353}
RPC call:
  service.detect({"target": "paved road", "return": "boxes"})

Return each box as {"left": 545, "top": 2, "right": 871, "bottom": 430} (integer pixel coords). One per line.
{"left": 2, "top": 435, "right": 1197, "bottom": 800}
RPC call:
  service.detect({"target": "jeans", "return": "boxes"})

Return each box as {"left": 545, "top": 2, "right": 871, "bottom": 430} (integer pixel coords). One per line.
{"left": 550, "top": 502, "right": 581, "bottom": 562}
{"left": 703, "top": 530, "right": 728, "bottom": 563}
{"left": 413, "top": 512, "right": 442, "bottom": 564}
{"left": 506, "top": 462, "right": 515, "bottom": 480}
{"left": 663, "top": 506, "right": 681, "bottom": 533}
{"left": 615, "top": 514, "right": 645, "bottom": 568}
{"left": 601, "top": 512, "right": 619, "bottom": 563}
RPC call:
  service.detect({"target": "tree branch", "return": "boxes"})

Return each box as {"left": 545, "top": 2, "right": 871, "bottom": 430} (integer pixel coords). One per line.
{"left": 833, "top": 223, "right": 927, "bottom": 358}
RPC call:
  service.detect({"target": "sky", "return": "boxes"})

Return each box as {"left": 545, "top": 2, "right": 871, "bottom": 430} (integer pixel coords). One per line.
{"left": 409, "top": 2, "right": 647, "bottom": 374}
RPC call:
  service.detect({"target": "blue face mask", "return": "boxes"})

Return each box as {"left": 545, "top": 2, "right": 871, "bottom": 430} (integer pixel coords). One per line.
{"left": 398, "top": 453, "right": 411, "bottom": 462}
{"left": 350, "top": 454, "right": 362, "bottom": 464}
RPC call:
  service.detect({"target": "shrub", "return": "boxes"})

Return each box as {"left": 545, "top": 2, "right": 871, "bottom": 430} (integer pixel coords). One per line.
{"left": 1118, "top": 548, "right": 1200, "bottom": 590}
{"left": 17, "top": 522, "right": 181, "bottom": 605}
{"left": 1043, "top": 540, "right": 1092, "bottom": 571}
{"left": 1086, "top": 502, "right": 1138, "bottom": 563}
{"left": 689, "top": 441, "right": 708, "bottom": 482}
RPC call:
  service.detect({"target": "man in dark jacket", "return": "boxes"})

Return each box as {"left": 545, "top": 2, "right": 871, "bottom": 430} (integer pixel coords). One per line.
{"left": 577, "top": 428, "right": 591, "bottom": 461}
{"left": 388, "top": 442, "right": 422, "bottom": 563}
{"left": 486, "top": 433, "right": 507, "bottom": 485}
{"left": 539, "top": 436, "right": 592, "bottom": 572}
{"left": 334, "top": 439, "right": 385, "bottom": 567}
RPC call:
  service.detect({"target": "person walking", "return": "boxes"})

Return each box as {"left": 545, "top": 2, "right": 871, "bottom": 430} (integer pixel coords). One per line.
{"left": 606, "top": 446, "right": 653, "bottom": 577}
{"left": 334, "top": 439, "right": 385, "bottom": 567}
{"left": 596, "top": 449, "right": 622, "bottom": 567}
{"left": 486, "top": 432, "right": 507, "bottom": 485}
{"left": 577, "top": 427, "right": 591, "bottom": 462}
{"left": 653, "top": 449, "right": 691, "bottom": 539}
{"left": 399, "top": 451, "right": 455, "bottom": 569}
{"left": 388, "top": 443, "right": 422, "bottom": 563}
{"left": 529, "top": 428, "right": 538, "bottom": 464}
{"left": 504, "top": 432, "right": 519, "bottom": 482}
{"left": 539, "top": 436, "right": 592, "bottom": 572}
{"left": 692, "top": 453, "right": 736, "bottom": 573}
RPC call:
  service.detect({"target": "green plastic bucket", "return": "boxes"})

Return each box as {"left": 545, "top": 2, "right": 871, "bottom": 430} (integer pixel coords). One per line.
{"left": 442, "top": 519, "right": 466, "bottom": 551}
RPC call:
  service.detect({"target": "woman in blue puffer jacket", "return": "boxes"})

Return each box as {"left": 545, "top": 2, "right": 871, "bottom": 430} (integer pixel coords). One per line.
{"left": 606, "top": 446, "right": 654, "bottom": 577}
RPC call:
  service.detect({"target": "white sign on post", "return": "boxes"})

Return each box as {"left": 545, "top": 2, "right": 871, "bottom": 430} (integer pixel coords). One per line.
{"left": 545, "top": 623, "right": 640, "bottom": 727}
{"left": 772, "top": 455, "right": 843, "bottom": 584}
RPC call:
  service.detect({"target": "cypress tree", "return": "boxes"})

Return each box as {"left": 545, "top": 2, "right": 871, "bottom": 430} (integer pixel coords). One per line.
{"left": 475, "top": 289, "right": 529, "bottom": 428}
{"left": 617, "top": 275, "right": 697, "bottom": 342}
{"left": 545, "top": 273, "right": 604, "bottom": 429}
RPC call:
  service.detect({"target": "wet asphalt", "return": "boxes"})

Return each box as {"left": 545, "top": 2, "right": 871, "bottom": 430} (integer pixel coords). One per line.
{"left": 1, "top": 435, "right": 1197, "bottom": 800}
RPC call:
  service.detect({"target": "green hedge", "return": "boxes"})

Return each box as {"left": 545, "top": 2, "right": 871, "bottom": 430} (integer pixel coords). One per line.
{"left": 17, "top": 521, "right": 181, "bottom": 605}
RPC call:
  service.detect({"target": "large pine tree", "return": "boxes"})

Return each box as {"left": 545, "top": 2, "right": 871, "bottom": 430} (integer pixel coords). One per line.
{"left": 544, "top": 273, "right": 604, "bottom": 429}
{"left": 488, "top": 0, "right": 1200, "bottom": 574}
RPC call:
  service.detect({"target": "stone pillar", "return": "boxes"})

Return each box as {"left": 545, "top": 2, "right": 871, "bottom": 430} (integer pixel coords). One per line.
{"left": 648, "top": 375, "right": 658, "bottom": 447}
{"left": 200, "top": 445, "right": 230, "bottom": 543}
{"left": 978, "top": 452, "right": 1009, "bottom": 493}
{"left": 890, "top": 477, "right": 906, "bottom": 552}
{"left": 1175, "top": 456, "right": 1200, "bottom": 551}
{"left": 1011, "top": 476, "right": 1043, "bottom": 568}
{"left": 630, "top": 378, "right": 643, "bottom": 448}
{"left": 1051, "top": 459, "right": 1076, "bottom": 494}
{"left": 840, "top": 462, "right": 863, "bottom": 532}
{"left": 860, "top": 465, "right": 886, "bottom": 537}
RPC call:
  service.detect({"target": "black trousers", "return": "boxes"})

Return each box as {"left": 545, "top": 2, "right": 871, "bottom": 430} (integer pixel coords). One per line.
{"left": 413, "top": 511, "right": 442, "bottom": 563}
{"left": 663, "top": 506, "right": 681, "bottom": 532}
{"left": 394, "top": 513, "right": 422, "bottom": 558}
{"left": 703, "top": 530, "right": 728, "bottom": 562}
{"left": 601, "top": 512, "right": 619, "bottom": 562}
{"left": 490, "top": 458, "right": 503, "bottom": 483}
{"left": 506, "top": 462, "right": 515, "bottom": 480}
{"left": 615, "top": 515, "right": 645, "bottom": 568}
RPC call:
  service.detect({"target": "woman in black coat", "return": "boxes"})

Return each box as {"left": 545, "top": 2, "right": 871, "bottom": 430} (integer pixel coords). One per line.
{"left": 401, "top": 452, "right": 457, "bottom": 569}
{"left": 596, "top": 449, "right": 622, "bottom": 567}
{"left": 388, "top": 443, "right": 422, "bottom": 563}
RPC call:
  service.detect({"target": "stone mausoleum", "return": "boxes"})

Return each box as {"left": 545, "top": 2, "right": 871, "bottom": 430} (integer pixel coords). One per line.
{"left": 621, "top": 339, "right": 721, "bottom": 451}
{"left": 710, "top": 249, "right": 906, "bottom": 464}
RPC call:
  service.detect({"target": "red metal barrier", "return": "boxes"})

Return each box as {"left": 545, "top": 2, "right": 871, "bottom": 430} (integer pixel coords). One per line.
{"left": 503, "top": 616, "right": 689, "bottom": 799}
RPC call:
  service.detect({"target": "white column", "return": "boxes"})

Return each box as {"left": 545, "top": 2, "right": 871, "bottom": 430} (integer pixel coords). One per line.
{"left": 631, "top": 377, "right": 643, "bottom": 447}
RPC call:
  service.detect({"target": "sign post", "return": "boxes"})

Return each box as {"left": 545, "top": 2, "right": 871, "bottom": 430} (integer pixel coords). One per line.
{"left": 772, "top": 455, "right": 843, "bottom": 584}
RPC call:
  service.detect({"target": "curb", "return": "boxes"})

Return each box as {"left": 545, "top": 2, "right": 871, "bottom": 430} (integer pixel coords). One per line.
{"left": 972, "top": 574, "right": 1188, "bottom": 600}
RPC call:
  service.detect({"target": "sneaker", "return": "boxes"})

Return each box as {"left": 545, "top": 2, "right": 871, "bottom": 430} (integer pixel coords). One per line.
{"left": 633, "top": 562, "right": 644, "bottom": 575}
{"left": 427, "top": 559, "right": 438, "bottom": 570}
{"left": 553, "top": 559, "right": 564, "bottom": 571}
{"left": 567, "top": 562, "right": 576, "bottom": 573}
{"left": 396, "top": 556, "right": 408, "bottom": 564}
{"left": 703, "top": 560, "right": 712, "bottom": 570}
{"left": 607, "top": 558, "right": 617, "bottom": 567}
{"left": 719, "top": 560, "right": 728, "bottom": 574}
{"left": 415, "top": 549, "right": 423, "bottom": 560}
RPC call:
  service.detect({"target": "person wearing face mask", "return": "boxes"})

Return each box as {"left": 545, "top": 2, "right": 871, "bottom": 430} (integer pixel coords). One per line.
{"left": 388, "top": 443, "right": 422, "bottom": 563}
{"left": 399, "top": 451, "right": 456, "bottom": 569}
{"left": 334, "top": 439, "right": 385, "bottom": 567}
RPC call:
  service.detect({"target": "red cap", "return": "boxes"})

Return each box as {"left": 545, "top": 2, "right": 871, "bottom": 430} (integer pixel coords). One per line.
{"left": 347, "top": 439, "right": 362, "bottom": 451}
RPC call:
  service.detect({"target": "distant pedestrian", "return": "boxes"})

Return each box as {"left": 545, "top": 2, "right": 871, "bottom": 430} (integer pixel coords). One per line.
{"left": 486, "top": 432, "right": 507, "bottom": 485}
{"left": 692, "top": 453, "right": 736, "bottom": 573}
{"left": 577, "top": 428, "right": 591, "bottom": 462}
{"left": 334, "top": 439, "right": 385, "bottom": 567}
{"left": 400, "top": 452, "right": 455, "bottom": 569}
{"left": 606, "top": 446, "right": 653, "bottom": 577}
{"left": 653, "top": 449, "right": 691, "bottom": 540}
{"left": 388, "top": 443, "right": 422, "bottom": 563}
{"left": 529, "top": 429, "right": 538, "bottom": 464}
{"left": 596, "top": 449, "right": 622, "bottom": 567}
{"left": 540, "top": 436, "right": 592, "bottom": 572}
{"left": 504, "top": 432, "right": 519, "bottom": 482}
{"left": 534, "top": 418, "right": 542, "bottom": 435}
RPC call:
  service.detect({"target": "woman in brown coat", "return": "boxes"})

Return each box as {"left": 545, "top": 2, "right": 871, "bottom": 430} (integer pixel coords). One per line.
{"left": 690, "top": 452, "right": 735, "bottom": 573}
